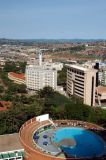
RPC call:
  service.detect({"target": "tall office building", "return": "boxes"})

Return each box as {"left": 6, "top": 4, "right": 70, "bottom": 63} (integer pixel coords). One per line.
{"left": 66, "top": 64, "right": 97, "bottom": 106}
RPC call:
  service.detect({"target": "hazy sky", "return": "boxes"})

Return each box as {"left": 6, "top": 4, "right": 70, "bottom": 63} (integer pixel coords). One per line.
{"left": 0, "top": 0, "right": 106, "bottom": 39}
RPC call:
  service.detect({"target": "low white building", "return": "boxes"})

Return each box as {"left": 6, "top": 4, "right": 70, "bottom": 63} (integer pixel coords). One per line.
{"left": 43, "top": 62, "right": 63, "bottom": 71}
{"left": 27, "top": 54, "right": 63, "bottom": 71}
{"left": 96, "top": 86, "right": 106, "bottom": 106}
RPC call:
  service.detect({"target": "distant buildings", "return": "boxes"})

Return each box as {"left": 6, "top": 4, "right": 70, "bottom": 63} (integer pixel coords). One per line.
{"left": 66, "top": 64, "right": 97, "bottom": 106}
{"left": 43, "top": 62, "right": 63, "bottom": 71}
{"left": 27, "top": 53, "right": 63, "bottom": 71}
{"left": 97, "top": 62, "right": 106, "bottom": 86}
{"left": 98, "top": 69, "right": 106, "bottom": 86}
{"left": 83, "top": 61, "right": 106, "bottom": 86}
{"left": 8, "top": 72, "right": 25, "bottom": 84}
{"left": 0, "top": 57, "right": 5, "bottom": 69}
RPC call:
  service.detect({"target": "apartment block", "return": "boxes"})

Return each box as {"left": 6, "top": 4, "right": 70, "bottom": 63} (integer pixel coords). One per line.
{"left": 66, "top": 64, "right": 97, "bottom": 106}
{"left": 26, "top": 65, "right": 57, "bottom": 91}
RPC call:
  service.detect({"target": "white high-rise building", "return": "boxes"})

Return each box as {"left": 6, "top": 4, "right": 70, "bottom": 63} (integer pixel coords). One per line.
{"left": 26, "top": 65, "right": 57, "bottom": 91}
{"left": 25, "top": 50, "right": 57, "bottom": 91}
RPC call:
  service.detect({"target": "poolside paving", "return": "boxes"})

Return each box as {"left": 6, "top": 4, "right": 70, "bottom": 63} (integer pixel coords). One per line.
{"left": 34, "top": 129, "right": 61, "bottom": 156}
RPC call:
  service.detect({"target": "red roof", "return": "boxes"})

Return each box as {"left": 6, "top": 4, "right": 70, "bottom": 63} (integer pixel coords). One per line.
{"left": 0, "top": 101, "right": 12, "bottom": 109}
{"left": 9, "top": 72, "right": 25, "bottom": 80}
{"left": 0, "top": 107, "right": 7, "bottom": 111}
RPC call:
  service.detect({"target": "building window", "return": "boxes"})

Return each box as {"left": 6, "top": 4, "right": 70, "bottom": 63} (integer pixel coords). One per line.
{"left": 91, "top": 76, "right": 94, "bottom": 106}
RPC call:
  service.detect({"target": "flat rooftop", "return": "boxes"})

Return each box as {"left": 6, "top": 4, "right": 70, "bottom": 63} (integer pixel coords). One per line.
{"left": 96, "top": 86, "right": 106, "bottom": 94}
{"left": 66, "top": 64, "right": 97, "bottom": 72}
{"left": 0, "top": 133, "right": 23, "bottom": 152}
{"left": 26, "top": 65, "right": 55, "bottom": 71}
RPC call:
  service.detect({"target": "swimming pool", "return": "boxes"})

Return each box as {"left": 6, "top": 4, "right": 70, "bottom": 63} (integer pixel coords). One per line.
{"left": 52, "top": 127, "right": 106, "bottom": 158}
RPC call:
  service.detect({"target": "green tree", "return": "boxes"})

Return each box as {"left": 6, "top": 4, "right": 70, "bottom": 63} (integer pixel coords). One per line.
{"left": 19, "top": 62, "right": 26, "bottom": 73}
{"left": 0, "top": 85, "right": 4, "bottom": 93}
{"left": 37, "top": 86, "right": 54, "bottom": 98}
{"left": 3, "top": 61, "right": 18, "bottom": 72}
{"left": 8, "top": 83, "right": 26, "bottom": 94}
{"left": 57, "top": 66, "right": 67, "bottom": 89}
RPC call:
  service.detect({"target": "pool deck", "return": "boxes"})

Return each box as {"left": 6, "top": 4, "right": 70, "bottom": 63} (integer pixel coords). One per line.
{"left": 34, "top": 129, "right": 62, "bottom": 156}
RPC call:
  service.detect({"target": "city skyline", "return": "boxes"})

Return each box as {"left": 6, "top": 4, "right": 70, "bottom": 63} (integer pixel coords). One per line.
{"left": 0, "top": 0, "right": 106, "bottom": 39}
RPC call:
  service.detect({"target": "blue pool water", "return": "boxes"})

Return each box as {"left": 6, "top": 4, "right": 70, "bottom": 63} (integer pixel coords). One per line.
{"left": 52, "top": 127, "right": 106, "bottom": 158}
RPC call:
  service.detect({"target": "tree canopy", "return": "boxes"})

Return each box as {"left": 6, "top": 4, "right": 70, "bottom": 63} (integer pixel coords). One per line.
{"left": 57, "top": 66, "right": 67, "bottom": 89}
{"left": 0, "top": 86, "right": 106, "bottom": 135}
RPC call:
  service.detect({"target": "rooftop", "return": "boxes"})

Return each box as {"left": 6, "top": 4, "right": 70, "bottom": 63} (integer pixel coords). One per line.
{"left": 9, "top": 72, "right": 25, "bottom": 80}
{"left": 66, "top": 64, "right": 97, "bottom": 72}
{"left": 0, "top": 151, "right": 24, "bottom": 160}
{"left": 26, "top": 64, "right": 56, "bottom": 71}
{"left": 0, "top": 107, "right": 7, "bottom": 112}
{"left": 0, "top": 101, "right": 11, "bottom": 108}
{"left": 0, "top": 133, "right": 23, "bottom": 152}
{"left": 96, "top": 86, "right": 106, "bottom": 94}
{"left": 0, "top": 101, "right": 12, "bottom": 112}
